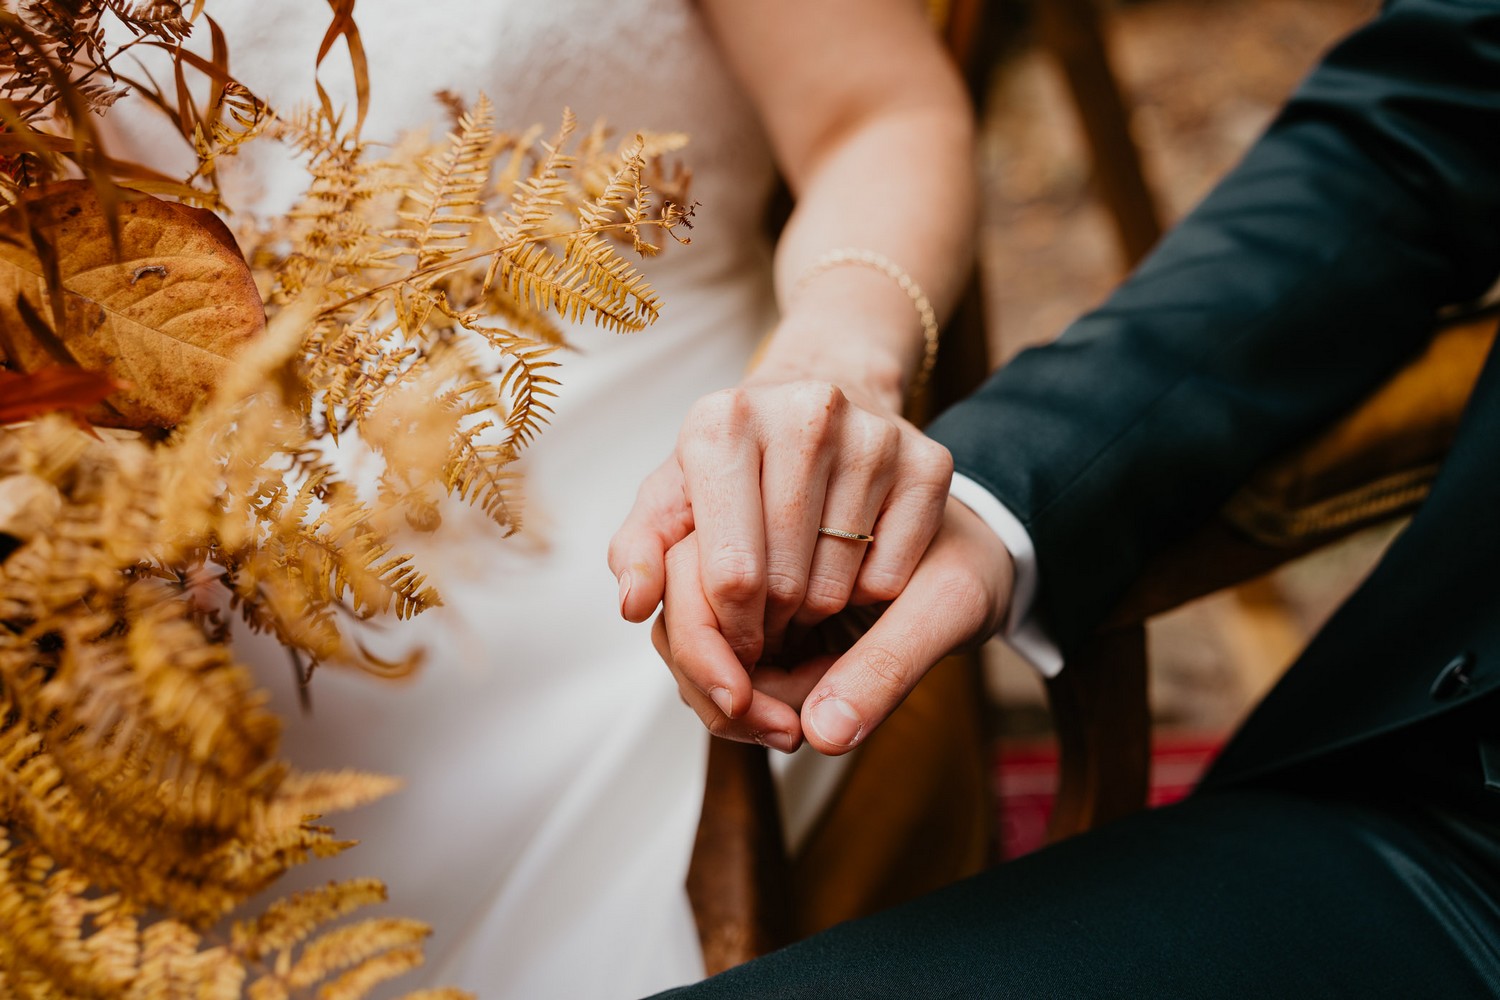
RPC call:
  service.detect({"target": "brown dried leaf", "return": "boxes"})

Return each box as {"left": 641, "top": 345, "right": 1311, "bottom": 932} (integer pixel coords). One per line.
{"left": 0, "top": 180, "right": 264, "bottom": 429}
{"left": 0, "top": 365, "right": 125, "bottom": 423}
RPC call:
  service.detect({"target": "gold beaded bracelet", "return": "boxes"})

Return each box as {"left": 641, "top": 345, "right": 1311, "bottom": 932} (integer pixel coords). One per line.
{"left": 795, "top": 247, "right": 941, "bottom": 399}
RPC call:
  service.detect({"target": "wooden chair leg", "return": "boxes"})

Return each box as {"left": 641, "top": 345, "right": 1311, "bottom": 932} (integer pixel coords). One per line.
{"left": 790, "top": 650, "right": 994, "bottom": 938}
{"left": 1044, "top": 622, "right": 1151, "bottom": 841}
{"left": 1033, "top": 0, "right": 1163, "bottom": 267}
{"left": 686, "top": 738, "right": 792, "bottom": 976}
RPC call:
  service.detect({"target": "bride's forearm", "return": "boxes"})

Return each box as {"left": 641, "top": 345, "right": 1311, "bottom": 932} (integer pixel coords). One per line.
{"left": 758, "top": 104, "right": 977, "bottom": 411}
{"left": 697, "top": 0, "right": 979, "bottom": 410}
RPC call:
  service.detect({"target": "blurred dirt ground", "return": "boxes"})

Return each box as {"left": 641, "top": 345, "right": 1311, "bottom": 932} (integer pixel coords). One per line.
{"left": 976, "top": 0, "right": 1388, "bottom": 738}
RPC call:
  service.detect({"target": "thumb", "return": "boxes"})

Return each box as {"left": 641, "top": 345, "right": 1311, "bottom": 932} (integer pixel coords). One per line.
{"left": 609, "top": 460, "right": 694, "bottom": 622}
{"left": 798, "top": 602, "right": 962, "bottom": 756}
{"left": 799, "top": 502, "right": 1012, "bottom": 755}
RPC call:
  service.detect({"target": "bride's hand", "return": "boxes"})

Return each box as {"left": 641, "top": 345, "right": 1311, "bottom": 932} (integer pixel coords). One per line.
{"left": 608, "top": 376, "right": 952, "bottom": 714}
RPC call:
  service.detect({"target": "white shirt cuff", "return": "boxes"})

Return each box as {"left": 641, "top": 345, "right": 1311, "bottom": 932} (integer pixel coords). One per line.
{"left": 947, "top": 473, "right": 1064, "bottom": 678}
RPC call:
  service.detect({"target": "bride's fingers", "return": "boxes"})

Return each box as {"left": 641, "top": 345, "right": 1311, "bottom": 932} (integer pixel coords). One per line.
{"left": 651, "top": 615, "right": 803, "bottom": 751}
{"left": 657, "top": 532, "right": 754, "bottom": 718}
{"left": 851, "top": 434, "right": 953, "bottom": 606}
{"left": 759, "top": 418, "right": 834, "bottom": 657}
{"left": 678, "top": 390, "right": 769, "bottom": 668}
{"left": 792, "top": 421, "right": 899, "bottom": 628}
{"left": 609, "top": 461, "right": 696, "bottom": 623}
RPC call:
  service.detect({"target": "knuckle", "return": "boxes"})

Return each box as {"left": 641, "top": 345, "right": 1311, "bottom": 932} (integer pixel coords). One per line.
{"left": 727, "top": 630, "right": 765, "bottom": 667}
{"left": 764, "top": 568, "right": 806, "bottom": 613}
{"left": 857, "top": 643, "right": 911, "bottom": 700}
{"left": 930, "top": 567, "right": 990, "bottom": 629}
{"left": 788, "top": 381, "right": 845, "bottom": 445}
{"left": 913, "top": 440, "right": 955, "bottom": 485}
{"left": 801, "top": 577, "right": 850, "bottom": 619}
{"left": 789, "top": 379, "right": 844, "bottom": 411}
{"left": 704, "top": 544, "right": 764, "bottom": 602}
{"left": 687, "top": 388, "right": 752, "bottom": 442}
{"left": 855, "top": 565, "right": 905, "bottom": 604}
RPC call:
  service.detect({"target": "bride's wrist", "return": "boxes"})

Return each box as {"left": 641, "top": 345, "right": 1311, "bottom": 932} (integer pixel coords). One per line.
{"left": 768, "top": 251, "right": 939, "bottom": 405}
{"left": 745, "top": 340, "right": 905, "bottom": 415}
{"left": 754, "top": 280, "right": 928, "bottom": 413}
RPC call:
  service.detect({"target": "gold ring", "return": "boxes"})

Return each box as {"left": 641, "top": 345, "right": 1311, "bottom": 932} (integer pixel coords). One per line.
{"left": 817, "top": 526, "right": 874, "bottom": 543}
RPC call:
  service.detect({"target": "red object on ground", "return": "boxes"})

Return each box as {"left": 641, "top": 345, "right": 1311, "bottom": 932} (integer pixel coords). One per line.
{"left": 993, "top": 733, "right": 1224, "bottom": 859}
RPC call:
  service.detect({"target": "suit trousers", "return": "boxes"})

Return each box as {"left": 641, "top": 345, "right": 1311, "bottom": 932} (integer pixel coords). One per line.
{"left": 650, "top": 713, "right": 1500, "bottom": 999}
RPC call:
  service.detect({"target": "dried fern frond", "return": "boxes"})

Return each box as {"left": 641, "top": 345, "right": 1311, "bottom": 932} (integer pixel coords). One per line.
{"left": 3, "top": 3, "right": 111, "bottom": 118}
{"left": 192, "top": 80, "right": 273, "bottom": 174}
{"left": 103, "top": 0, "right": 192, "bottom": 40}
{"left": 265, "top": 100, "right": 691, "bottom": 542}
{"left": 2, "top": 5, "right": 692, "bottom": 995}
{"left": 0, "top": 835, "right": 470, "bottom": 1000}
{"left": 385, "top": 93, "right": 495, "bottom": 272}
{"left": 1, "top": 0, "right": 198, "bottom": 142}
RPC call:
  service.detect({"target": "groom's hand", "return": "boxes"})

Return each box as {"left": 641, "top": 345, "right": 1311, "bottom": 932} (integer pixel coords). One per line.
{"left": 652, "top": 497, "right": 1015, "bottom": 754}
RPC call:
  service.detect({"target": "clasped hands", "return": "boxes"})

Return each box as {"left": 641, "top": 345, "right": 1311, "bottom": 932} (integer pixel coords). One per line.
{"left": 609, "top": 377, "right": 1015, "bottom": 756}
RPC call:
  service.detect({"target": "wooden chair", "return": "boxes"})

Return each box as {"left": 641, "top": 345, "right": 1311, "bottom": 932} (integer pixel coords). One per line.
{"left": 1030, "top": 0, "right": 1162, "bottom": 266}
{"left": 686, "top": 0, "right": 1168, "bottom": 976}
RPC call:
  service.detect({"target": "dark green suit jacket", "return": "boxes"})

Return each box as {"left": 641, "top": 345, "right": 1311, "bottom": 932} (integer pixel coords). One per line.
{"left": 926, "top": 0, "right": 1500, "bottom": 787}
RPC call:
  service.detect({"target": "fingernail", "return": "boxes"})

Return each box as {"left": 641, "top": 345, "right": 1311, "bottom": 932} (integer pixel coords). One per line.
{"left": 709, "top": 686, "right": 735, "bottom": 717}
{"left": 617, "top": 572, "right": 633, "bottom": 614}
{"left": 808, "top": 697, "right": 862, "bottom": 748}
{"left": 761, "top": 730, "right": 801, "bottom": 754}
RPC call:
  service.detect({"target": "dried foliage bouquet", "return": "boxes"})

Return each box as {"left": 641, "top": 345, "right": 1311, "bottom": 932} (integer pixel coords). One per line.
{"left": 0, "top": 1, "right": 691, "bottom": 995}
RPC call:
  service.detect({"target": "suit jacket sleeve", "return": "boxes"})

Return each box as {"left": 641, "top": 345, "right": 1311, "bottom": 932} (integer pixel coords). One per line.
{"left": 924, "top": 0, "right": 1500, "bottom": 657}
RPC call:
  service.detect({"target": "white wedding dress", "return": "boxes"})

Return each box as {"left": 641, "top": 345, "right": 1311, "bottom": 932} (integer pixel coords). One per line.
{"left": 109, "top": 3, "right": 782, "bottom": 996}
